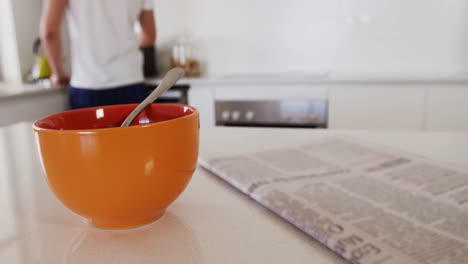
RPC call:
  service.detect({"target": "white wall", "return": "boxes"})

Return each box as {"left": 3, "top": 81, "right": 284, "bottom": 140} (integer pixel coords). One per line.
{"left": 334, "top": 0, "right": 468, "bottom": 78}
{"left": 4, "top": 0, "right": 467, "bottom": 81}
{"left": 0, "top": 0, "right": 70, "bottom": 85}
{"left": 154, "top": 0, "right": 191, "bottom": 73}
{"left": 0, "top": 0, "right": 22, "bottom": 84}
{"left": 155, "top": 0, "right": 338, "bottom": 76}
{"left": 0, "top": 16, "right": 3, "bottom": 81}
{"left": 155, "top": 0, "right": 468, "bottom": 79}
{"left": 10, "top": 0, "right": 44, "bottom": 79}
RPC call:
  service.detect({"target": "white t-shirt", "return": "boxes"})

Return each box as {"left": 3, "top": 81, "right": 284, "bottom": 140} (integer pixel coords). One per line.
{"left": 66, "top": 0, "right": 153, "bottom": 89}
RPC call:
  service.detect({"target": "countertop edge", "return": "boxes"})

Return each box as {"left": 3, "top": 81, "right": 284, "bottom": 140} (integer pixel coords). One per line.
{"left": 2, "top": 75, "right": 468, "bottom": 102}
{"left": 0, "top": 86, "right": 68, "bottom": 102}
{"left": 145, "top": 77, "right": 468, "bottom": 86}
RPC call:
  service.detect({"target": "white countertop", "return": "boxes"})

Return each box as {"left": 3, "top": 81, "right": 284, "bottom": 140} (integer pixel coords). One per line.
{"left": 0, "top": 81, "right": 66, "bottom": 102}
{"left": 146, "top": 73, "right": 468, "bottom": 86}
{"left": 1, "top": 124, "right": 468, "bottom": 263}
{"left": 2, "top": 73, "right": 468, "bottom": 102}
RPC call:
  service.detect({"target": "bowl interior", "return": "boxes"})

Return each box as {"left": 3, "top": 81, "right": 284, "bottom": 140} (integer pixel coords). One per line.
{"left": 34, "top": 104, "right": 196, "bottom": 130}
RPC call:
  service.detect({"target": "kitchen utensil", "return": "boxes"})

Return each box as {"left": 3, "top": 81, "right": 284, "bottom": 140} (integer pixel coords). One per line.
{"left": 121, "top": 67, "right": 185, "bottom": 127}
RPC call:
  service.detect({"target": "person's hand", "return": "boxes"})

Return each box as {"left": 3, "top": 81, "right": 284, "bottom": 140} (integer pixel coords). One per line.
{"left": 51, "top": 73, "right": 70, "bottom": 87}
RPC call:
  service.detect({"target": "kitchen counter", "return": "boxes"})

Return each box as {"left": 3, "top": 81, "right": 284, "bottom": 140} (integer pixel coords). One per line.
{"left": 1, "top": 123, "right": 468, "bottom": 263}
{"left": 0, "top": 82, "right": 66, "bottom": 102}
{"left": 146, "top": 73, "right": 468, "bottom": 86}
{"left": 2, "top": 73, "right": 468, "bottom": 102}
{"left": 0, "top": 78, "right": 181, "bottom": 102}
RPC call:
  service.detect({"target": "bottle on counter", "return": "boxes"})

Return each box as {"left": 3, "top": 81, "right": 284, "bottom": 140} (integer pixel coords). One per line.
{"left": 25, "top": 38, "right": 52, "bottom": 83}
{"left": 170, "top": 35, "right": 201, "bottom": 77}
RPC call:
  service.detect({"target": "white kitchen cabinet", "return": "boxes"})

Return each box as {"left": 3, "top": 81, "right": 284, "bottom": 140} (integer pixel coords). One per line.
{"left": 187, "top": 80, "right": 468, "bottom": 131}
{"left": 0, "top": 90, "right": 69, "bottom": 127}
{"left": 189, "top": 83, "right": 328, "bottom": 127}
{"left": 426, "top": 86, "right": 468, "bottom": 131}
{"left": 188, "top": 84, "right": 215, "bottom": 127}
{"left": 328, "top": 85, "right": 426, "bottom": 130}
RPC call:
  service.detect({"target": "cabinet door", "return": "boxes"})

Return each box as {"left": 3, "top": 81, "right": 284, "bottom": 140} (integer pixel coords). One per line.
{"left": 426, "top": 86, "right": 468, "bottom": 131}
{"left": 188, "top": 85, "right": 215, "bottom": 127}
{"left": 0, "top": 91, "right": 69, "bottom": 127}
{"left": 329, "top": 85, "right": 425, "bottom": 130}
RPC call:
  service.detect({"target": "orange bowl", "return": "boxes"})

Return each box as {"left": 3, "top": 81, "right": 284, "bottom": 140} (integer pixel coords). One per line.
{"left": 33, "top": 104, "right": 199, "bottom": 229}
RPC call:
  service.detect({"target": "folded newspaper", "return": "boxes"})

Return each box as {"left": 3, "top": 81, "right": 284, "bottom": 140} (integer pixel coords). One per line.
{"left": 199, "top": 136, "right": 468, "bottom": 264}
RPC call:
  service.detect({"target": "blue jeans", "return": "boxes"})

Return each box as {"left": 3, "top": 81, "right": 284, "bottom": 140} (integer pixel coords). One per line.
{"left": 69, "top": 83, "right": 148, "bottom": 109}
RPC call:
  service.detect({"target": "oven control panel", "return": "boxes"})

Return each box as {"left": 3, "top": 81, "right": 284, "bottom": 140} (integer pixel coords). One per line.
{"left": 215, "top": 100, "right": 328, "bottom": 128}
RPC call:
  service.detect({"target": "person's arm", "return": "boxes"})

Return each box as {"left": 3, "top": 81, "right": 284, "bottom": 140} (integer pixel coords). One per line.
{"left": 40, "top": 0, "right": 69, "bottom": 85}
{"left": 138, "top": 10, "right": 156, "bottom": 47}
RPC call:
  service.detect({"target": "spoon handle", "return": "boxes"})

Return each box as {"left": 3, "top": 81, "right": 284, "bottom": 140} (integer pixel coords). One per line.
{"left": 121, "top": 67, "right": 185, "bottom": 127}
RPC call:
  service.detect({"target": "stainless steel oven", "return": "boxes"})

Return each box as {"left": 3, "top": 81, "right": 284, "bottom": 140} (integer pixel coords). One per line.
{"left": 215, "top": 99, "right": 328, "bottom": 128}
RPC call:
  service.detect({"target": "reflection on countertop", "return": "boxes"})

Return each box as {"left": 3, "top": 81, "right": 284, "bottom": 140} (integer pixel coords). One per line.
{"left": 63, "top": 213, "right": 203, "bottom": 264}
{"left": 0, "top": 123, "right": 203, "bottom": 264}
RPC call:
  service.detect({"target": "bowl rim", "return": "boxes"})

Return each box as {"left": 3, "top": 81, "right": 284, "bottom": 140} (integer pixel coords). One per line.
{"left": 32, "top": 103, "right": 199, "bottom": 134}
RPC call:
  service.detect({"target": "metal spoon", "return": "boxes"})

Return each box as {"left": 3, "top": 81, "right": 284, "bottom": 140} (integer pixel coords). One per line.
{"left": 121, "top": 67, "right": 185, "bottom": 127}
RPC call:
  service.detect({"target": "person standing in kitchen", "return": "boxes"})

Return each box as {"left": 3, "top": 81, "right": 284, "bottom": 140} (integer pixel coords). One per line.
{"left": 40, "top": 0, "right": 156, "bottom": 109}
